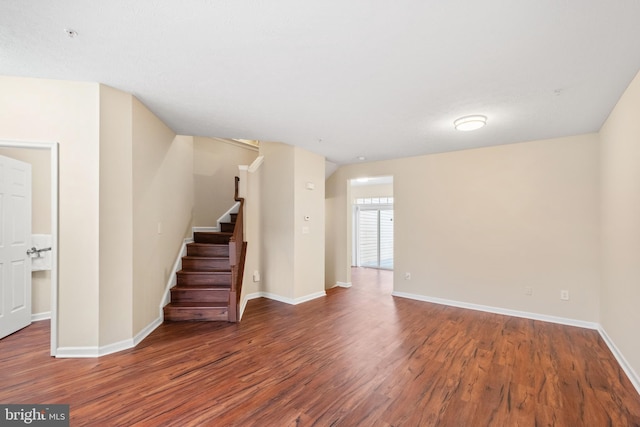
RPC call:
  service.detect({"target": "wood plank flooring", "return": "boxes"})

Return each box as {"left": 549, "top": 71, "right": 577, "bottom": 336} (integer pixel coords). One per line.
{"left": 1, "top": 267, "right": 639, "bottom": 426}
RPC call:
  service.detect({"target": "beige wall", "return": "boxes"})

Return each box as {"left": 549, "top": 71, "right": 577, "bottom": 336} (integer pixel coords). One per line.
{"left": 259, "top": 142, "right": 325, "bottom": 301}
{"left": 293, "top": 147, "right": 325, "bottom": 299}
{"left": 0, "top": 147, "right": 51, "bottom": 315}
{"left": 600, "top": 70, "right": 640, "bottom": 377}
{"left": 193, "top": 137, "right": 258, "bottom": 226}
{"left": 327, "top": 134, "right": 601, "bottom": 322}
{"left": 0, "top": 76, "right": 101, "bottom": 347}
{"left": 0, "top": 76, "right": 196, "bottom": 350}
{"left": 98, "top": 85, "right": 134, "bottom": 346}
{"left": 325, "top": 172, "right": 350, "bottom": 288}
{"left": 132, "top": 98, "right": 194, "bottom": 335}
{"left": 260, "top": 142, "right": 296, "bottom": 299}
{"left": 351, "top": 182, "right": 393, "bottom": 199}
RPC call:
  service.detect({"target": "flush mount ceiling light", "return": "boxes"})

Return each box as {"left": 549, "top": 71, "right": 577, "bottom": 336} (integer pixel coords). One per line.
{"left": 357, "top": 156, "right": 366, "bottom": 161}
{"left": 454, "top": 115, "right": 487, "bottom": 131}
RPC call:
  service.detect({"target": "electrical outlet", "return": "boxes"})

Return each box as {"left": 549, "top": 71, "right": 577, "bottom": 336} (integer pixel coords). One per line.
{"left": 525, "top": 286, "right": 533, "bottom": 296}
{"left": 405, "top": 272, "right": 411, "bottom": 280}
{"left": 560, "top": 290, "right": 569, "bottom": 301}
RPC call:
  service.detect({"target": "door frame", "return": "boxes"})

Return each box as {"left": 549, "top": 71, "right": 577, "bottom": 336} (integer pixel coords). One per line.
{"left": 0, "top": 140, "right": 58, "bottom": 356}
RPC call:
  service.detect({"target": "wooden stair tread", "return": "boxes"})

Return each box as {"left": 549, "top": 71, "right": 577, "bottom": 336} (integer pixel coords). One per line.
{"left": 193, "top": 232, "right": 232, "bottom": 238}
{"left": 173, "top": 284, "right": 231, "bottom": 289}
{"left": 177, "top": 269, "right": 231, "bottom": 274}
{"left": 167, "top": 185, "right": 244, "bottom": 322}
{"left": 166, "top": 302, "right": 228, "bottom": 308}
{"left": 196, "top": 231, "right": 232, "bottom": 236}
{"left": 193, "top": 232, "right": 233, "bottom": 245}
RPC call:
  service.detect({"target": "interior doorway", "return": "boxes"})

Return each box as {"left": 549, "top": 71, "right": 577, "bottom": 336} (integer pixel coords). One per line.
{"left": 351, "top": 176, "right": 394, "bottom": 270}
{"left": 0, "top": 140, "right": 58, "bottom": 356}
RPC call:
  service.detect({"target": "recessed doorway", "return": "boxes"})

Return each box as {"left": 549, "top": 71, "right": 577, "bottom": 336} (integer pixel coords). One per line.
{"left": 351, "top": 176, "right": 393, "bottom": 270}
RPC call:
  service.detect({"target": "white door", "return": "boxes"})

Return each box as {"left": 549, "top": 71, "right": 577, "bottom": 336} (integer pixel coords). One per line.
{"left": 0, "top": 155, "right": 32, "bottom": 339}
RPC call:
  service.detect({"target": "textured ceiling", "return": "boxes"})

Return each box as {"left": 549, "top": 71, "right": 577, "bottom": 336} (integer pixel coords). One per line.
{"left": 2, "top": 1, "right": 640, "bottom": 165}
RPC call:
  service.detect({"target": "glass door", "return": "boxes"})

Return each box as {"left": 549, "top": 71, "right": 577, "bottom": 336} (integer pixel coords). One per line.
{"left": 356, "top": 206, "right": 393, "bottom": 269}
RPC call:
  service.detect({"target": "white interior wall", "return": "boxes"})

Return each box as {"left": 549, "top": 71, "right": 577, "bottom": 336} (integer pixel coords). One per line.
{"left": 0, "top": 76, "right": 100, "bottom": 349}
{"left": 600, "top": 69, "right": 640, "bottom": 385}
{"left": 327, "top": 133, "right": 601, "bottom": 323}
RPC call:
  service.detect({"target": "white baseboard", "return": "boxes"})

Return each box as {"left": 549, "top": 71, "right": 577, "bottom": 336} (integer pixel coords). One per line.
{"left": 161, "top": 238, "right": 192, "bottom": 307}
{"left": 239, "top": 292, "right": 263, "bottom": 320}
{"left": 57, "top": 340, "right": 133, "bottom": 358}
{"left": 134, "top": 316, "right": 163, "bottom": 347}
{"left": 391, "top": 291, "right": 599, "bottom": 330}
{"left": 32, "top": 312, "right": 51, "bottom": 321}
{"left": 56, "top": 316, "right": 163, "bottom": 358}
{"left": 598, "top": 326, "right": 640, "bottom": 396}
{"left": 55, "top": 347, "right": 100, "bottom": 358}
{"left": 295, "top": 291, "right": 326, "bottom": 304}
{"left": 336, "top": 281, "right": 352, "bottom": 288}
{"left": 244, "top": 292, "right": 263, "bottom": 302}
{"left": 98, "top": 338, "right": 134, "bottom": 357}
{"left": 244, "top": 291, "right": 326, "bottom": 306}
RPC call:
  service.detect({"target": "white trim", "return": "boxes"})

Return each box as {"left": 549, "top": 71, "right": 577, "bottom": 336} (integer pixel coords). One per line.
{"left": 248, "top": 156, "right": 264, "bottom": 173}
{"left": 292, "top": 291, "right": 327, "bottom": 304}
{"left": 191, "top": 203, "right": 240, "bottom": 235}
{"left": 598, "top": 326, "right": 640, "bottom": 395}
{"left": 391, "top": 291, "right": 599, "bottom": 330}
{"left": 32, "top": 312, "right": 51, "bottom": 322}
{"left": 160, "top": 238, "right": 192, "bottom": 308}
{"left": 133, "top": 316, "right": 163, "bottom": 347}
{"left": 192, "top": 226, "right": 218, "bottom": 233}
{"left": 336, "top": 281, "right": 352, "bottom": 288}
{"left": 56, "top": 315, "right": 164, "bottom": 358}
{"left": 0, "top": 140, "right": 59, "bottom": 356}
{"left": 238, "top": 165, "right": 249, "bottom": 171}
{"left": 55, "top": 347, "right": 99, "bottom": 358}
{"left": 216, "top": 202, "right": 240, "bottom": 228}
{"left": 259, "top": 292, "right": 295, "bottom": 305}
{"left": 244, "top": 292, "right": 263, "bottom": 303}
{"left": 98, "top": 339, "right": 134, "bottom": 357}
{"left": 56, "top": 342, "right": 131, "bottom": 358}
{"left": 245, "top": 291, "right": 326, "bottom": 306}
{"left": 239, "top": 292, "right": 263, "bottom": 320}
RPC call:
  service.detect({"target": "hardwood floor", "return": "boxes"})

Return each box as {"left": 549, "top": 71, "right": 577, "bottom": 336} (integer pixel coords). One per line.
{"left": 1, "top": 267, "right": 639, "bottom": 426}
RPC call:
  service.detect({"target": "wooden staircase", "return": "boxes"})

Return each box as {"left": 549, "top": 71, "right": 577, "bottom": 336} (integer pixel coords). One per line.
{"left": 164, "top": 178, "right": 246, "bottom": 322}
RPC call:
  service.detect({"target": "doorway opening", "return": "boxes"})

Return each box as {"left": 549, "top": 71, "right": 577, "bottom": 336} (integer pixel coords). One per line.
{"left": 0, "top": 140, "right": 59, "bottom": 356}
{"left": 351, "top": 176, "right": 393, "bottom": 270}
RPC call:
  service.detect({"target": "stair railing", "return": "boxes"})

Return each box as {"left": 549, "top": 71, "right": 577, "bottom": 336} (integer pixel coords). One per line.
{"left": 228, "top": 176, "right": 246, "bottom": 322}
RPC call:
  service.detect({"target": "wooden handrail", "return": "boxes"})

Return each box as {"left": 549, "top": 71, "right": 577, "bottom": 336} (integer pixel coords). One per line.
{"left": 228, "top": 176, "right": 246, "bottom": 322}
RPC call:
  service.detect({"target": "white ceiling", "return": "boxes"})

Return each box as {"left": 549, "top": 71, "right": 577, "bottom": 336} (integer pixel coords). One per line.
{"left": 2, "top": 1, "right": 640, "bottom": 165}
